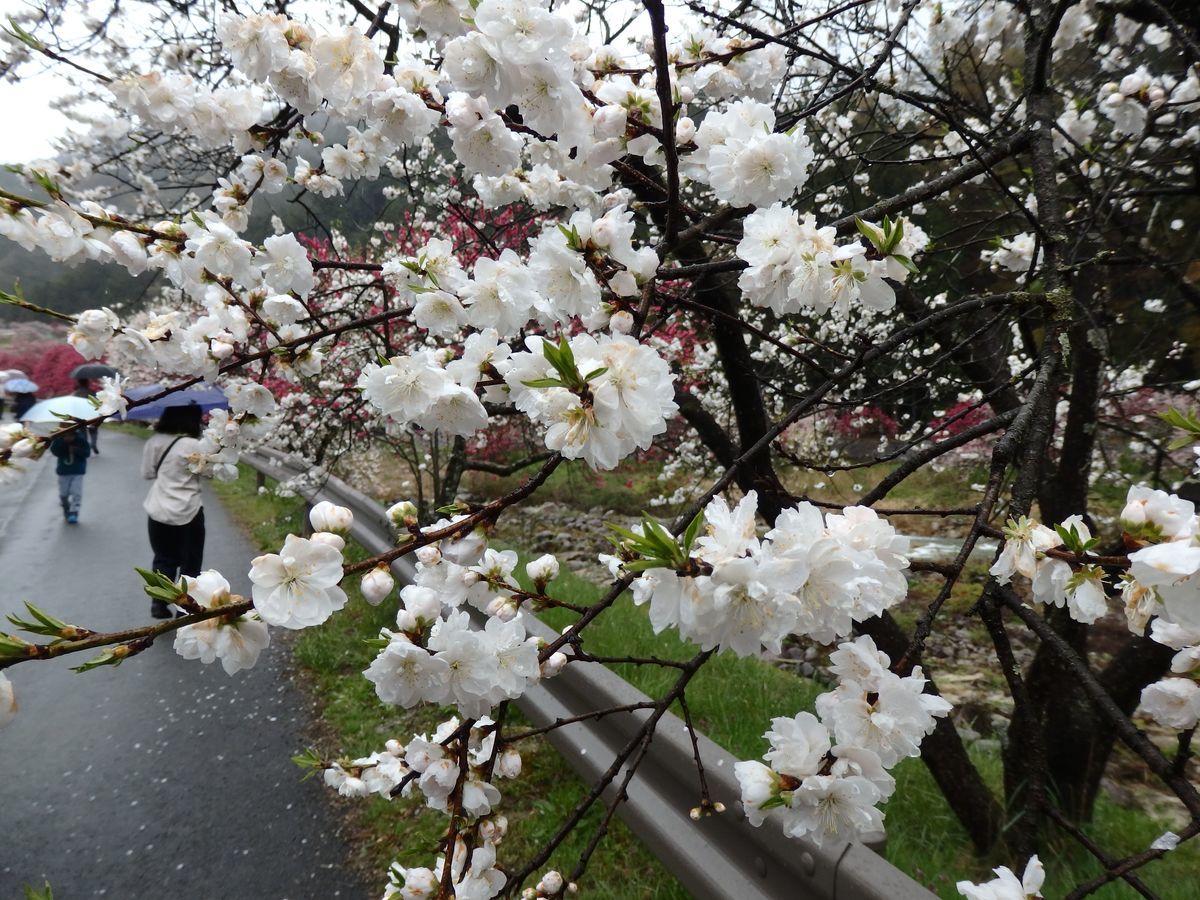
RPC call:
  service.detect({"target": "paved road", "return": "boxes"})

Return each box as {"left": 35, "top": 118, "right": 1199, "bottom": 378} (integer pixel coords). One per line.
{"left": 0, "top": 429, "right": 369, "bottom": 899}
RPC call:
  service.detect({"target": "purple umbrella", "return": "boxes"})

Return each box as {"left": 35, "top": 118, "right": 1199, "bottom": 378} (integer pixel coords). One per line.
{"left": 122, "top": 384, "right": 229, "bottom": 421}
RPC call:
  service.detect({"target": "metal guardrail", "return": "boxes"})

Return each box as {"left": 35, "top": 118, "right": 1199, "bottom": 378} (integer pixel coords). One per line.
{"left": 243, "top": 449, "right": 937, "bottom": 900}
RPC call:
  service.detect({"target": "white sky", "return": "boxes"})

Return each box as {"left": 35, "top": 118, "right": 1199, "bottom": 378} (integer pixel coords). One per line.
{"left": 0, "top": 72, "right": 73, "bottom": 163}
{"left": 1, "top": 0, "right": 75, "bottom": 163}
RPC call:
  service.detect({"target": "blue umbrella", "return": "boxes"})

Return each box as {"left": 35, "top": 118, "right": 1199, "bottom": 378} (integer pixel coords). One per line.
{"left": 123, "top": 384, "right": 229, "bottom": 421}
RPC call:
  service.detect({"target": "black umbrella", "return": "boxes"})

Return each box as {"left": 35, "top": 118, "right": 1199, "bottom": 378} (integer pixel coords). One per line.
{"left": 70, "top": 363, "right": 119, "bottom": 380}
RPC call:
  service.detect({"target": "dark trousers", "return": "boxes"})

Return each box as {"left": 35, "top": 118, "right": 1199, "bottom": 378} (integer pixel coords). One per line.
{"left": 148, "top": 508, "right": 205, "bottom": 582}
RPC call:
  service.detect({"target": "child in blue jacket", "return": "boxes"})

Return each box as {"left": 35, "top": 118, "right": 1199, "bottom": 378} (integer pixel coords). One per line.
{"left": 49, "top": 429, "right": 92, "bottom": 524}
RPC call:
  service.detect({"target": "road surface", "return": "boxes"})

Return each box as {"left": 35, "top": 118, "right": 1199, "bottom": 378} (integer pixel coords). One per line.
{"left": 0, "top": 429, "right": 369, "bottom": 899}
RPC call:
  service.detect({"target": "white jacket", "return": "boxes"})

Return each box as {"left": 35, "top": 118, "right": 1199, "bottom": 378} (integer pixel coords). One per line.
{"left": 142, "top": 433, "right": 203, "bottom": 525}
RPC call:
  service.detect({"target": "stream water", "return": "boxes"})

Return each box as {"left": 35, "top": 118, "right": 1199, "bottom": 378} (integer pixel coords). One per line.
{"left": 907, "top": 534, "right": 999, "bottom": 563}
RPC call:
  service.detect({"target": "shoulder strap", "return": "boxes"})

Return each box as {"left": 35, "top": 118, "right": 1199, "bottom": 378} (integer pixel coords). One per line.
{"left": 154, "top": 436, "right": 186, "bottom": 478}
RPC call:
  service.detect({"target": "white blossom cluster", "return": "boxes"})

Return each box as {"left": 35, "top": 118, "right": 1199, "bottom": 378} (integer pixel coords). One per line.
{"left": 627, "top": 491, "right": 911, "bottom": 653}
{"left": 173, "top": 570, "right": 270, "bottom": 675}
{"left": 504, "top": 332, "right": 678, "bottom": 471}
{"left": 1097, "top": 66, "right": 1200, "bottom": 137}
{"left": 364, "top": 525, "right": 550, "bottom": 718}
{"left": 605, "top": 490, "right": 946, "bottom": 846}
{"left": 320, "top": 714, "right": 525, "bottom": 900}
{"left": 734, "top": 635, "right": 950, "bottom": 845}
{"left": 736, "top": 207, "right": 927, "bottom": 317}
{"left": 992, "top": 485, "right": 1200, "bottom": 731}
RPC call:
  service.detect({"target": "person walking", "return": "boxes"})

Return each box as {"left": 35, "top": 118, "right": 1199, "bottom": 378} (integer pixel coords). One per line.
{"left": 72, "top": 378, "right": 101, "bottom": 454}
{"left": 49, "top": 427, "right": 92, "bottom": 524}
{"left": 142, "top": 405, "right": 208, "bottom": 618}
{"left": 12, "top": 392, "right": 36, "bottom": 420}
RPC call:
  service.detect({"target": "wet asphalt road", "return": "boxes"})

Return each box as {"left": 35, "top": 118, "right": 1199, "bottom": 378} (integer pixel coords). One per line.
{"left": 0, "top": 430, "right": 368, "bottom": 900}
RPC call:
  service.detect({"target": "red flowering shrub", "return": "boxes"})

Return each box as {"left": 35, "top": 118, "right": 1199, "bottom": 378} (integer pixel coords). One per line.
{"left": 0, "top": 340, "right": 89, "bottom": 398}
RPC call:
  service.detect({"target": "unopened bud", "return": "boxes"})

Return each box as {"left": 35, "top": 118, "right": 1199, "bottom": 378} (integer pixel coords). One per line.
{"left": 486, "top": 595, "right": 519, "bottom": 622}
{"left": 496, "top": 748, "right": 522, "bottom": 779}
{"left": 360, "top": 564, "right": 395, "bottom": 606}
{"left": 310, "top": 500, "right": 353, "bottom": 534}
{"left": 525, "top": 554, "right": 560, "bottom": 589}
{"left": 309, "top": 531, "right": 346, "bottom": 552}
{"left": 394, "top": 609, "right": 419, "bottom": 633}
{"left": 541, "top": 651, "right": 568, "bottom": 678}
{"left": 538, "top": 871, "right": 564, "bottom": 894}
{"left": 675, "top": 115, "right": 696, "bottom": 144}
{"left": 386, "top": 500, "right": 418, "bottom": 527}
{"left": 416, "top": 544, "right": 442, "bottom": 567}
{"left": 402, "top": 585, "right": 442, "bottom": 623}
{"left": 608, "top": 309, "right": 635, "bottom": 334}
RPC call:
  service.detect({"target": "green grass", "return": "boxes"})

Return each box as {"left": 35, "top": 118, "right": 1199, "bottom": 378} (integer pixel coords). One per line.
{"left": 464, "top": 456, "right": 680, "bottom": 518}
{"left": 212, "top": 465, "right": 1199, "bottom": 899}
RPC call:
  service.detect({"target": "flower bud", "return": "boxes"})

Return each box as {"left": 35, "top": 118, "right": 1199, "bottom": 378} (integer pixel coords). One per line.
{"left": 1121, "top": 498, "right": 1147, "bottom": 527}
{"left": 486, "top": 595, "right": 519, "bottom": 621}
{"left": 360, "top": 564, "right": 395, "bottom": 606}
{"left": 525, "top": 554, "right": 560, "bottom": 589}
{"left": 592, "top": 105, "right": 627, "bottom": 140}
{"left": 385, "top": 739, "right": 403, "bottom": 755}
{"left": 674, "top": 115, "right": 696, "bottom": 144}
{"left": 309, "top": 531, "right": 346, "bottom": 552}
{"left": 541, "top": 651, "right": 568, "bottom": 678}
{"left": 402, "top": 585, "right": 443, "bottom": 623}
{"left": 479, "top": 814, "right": 508, "bottom": 843}
{"left": 209, "top": 337, "right": 236, "bottom": 360}
{"left": 608, "top": 310, "right": 635, "bottom": 335}
{"left": 389, "top": 500, "right": 419, "bottom": 528}
{"left": 310, "top": 500, "right": 353, "bottom": 534}
{"left": 10, "top": 438, "right": 37, "bottom": 459}
{"left": 416, "top": 544, "right": 442, "bottom": 567}
{"left": 590, "top": 217, "right": 616, "bottom": 249}
{"left": 537, "top": 871, "right": 564, "bottom": 895}
{"left": 496, "top": 748, "right": 522, "bottom": 779}
{"left": 394, "top": 609, "right": 419, "bottom": 633}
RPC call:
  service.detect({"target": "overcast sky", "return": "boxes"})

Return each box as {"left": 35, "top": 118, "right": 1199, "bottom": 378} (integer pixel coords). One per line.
{"left": 1, "top": 0, "right": 74, "bottom": 163}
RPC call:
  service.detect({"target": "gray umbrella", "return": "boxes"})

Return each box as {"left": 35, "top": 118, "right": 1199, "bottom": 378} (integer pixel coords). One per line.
{"left": 70, "top": 363, "right": 119, "bottom": 380}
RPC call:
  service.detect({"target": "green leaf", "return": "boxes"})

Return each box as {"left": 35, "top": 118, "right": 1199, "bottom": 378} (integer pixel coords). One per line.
{"left": 0, "top": 631, "right": 34, "bottom": 659}
{"left": 521, "top": 378, "right": 567, "bottom": 389}
{"left": 582, "top": 366, "right": 609, "bottom": 382}
{"left": 854, "top": 217, "right": 884, "bottom": 252}
{"left": 291, "top": 747, "right": 326, "bottom": 780}
{"left": 5, "top": 17, "right": 44, "bottom": 51}
{"left": 682, "top": 509, "right": 704, "bottom": 555}
{"left": 891, "top": 254, "right": 920, "bottom": 275}
{"left": 71, "top": 646, "right": 131, "bottom": 672}
{"left": 6, "top": 602, "right": 74, "bottom": 639}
